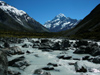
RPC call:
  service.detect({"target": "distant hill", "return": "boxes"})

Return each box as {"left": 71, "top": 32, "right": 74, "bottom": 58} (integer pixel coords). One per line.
{"left": 0, "top": 1, "right": 49, "bottom": 32}
{"left": 44, "top": 13, "right": 81, "bottom": 32}
{"left": 61, "top": 4, "right": 100, "bottom": 39}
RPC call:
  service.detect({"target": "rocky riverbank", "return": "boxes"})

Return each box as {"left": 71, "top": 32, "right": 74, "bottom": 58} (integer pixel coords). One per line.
{"left": 0, "top": 38, "right": 100, "bottom": 75}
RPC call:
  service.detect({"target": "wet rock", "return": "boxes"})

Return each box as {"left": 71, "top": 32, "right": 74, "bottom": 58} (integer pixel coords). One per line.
{"left": 47, "top": 63, "right": 58, "bottom": 67}
{"left": 3, "top": 42, "right": 10, "bottom": 48}
{"left": 22, "top": 44, "right": 29, "bottom": 48}
{"left": 12, "top": 60, "right": 30, "bottom": 70}
{"left": 41, "top": 39, "right": 50, "bottom": 44}
{"left": 63, "top": 56, "right": 72, "bottom": 59}
{"left": 34, "top": 69, "right": 51, "bottom": 75}
{"left": 74, "top": 40, "right": 89, "bottom": 48}
{"left": 8, "top": 69, "right": 21, "bottom": 75}
{"left": 26, "top": 50, "right": 31, "bottom": 54}
{"left": 74, "top": 42, "right": 100, "bottom": 56}
{"left": 39, "top": 46, "right": 51, "bottom": 50}
{"left": 18, "top": 39, "right": 24, "bottom": 43}
{"left": 92, "top": 56, "right": 100, "bottom": 64}
{"left": 42, "top": 66, "right": 54, "bottom": 70}
{"left": 68, "top": 62, "right": 75, "bottom": 65}
{"left": 8, "top": 56, "right": 25, "bottom": 66}
{"left": 73, "top": 46, "right": 87, "bottom": 54}
{"left": 90, "top": 46, "right": 100, "bottom": 56}
{"left": 61, "top": 39, "right": 71, "bottom": 49}
{"left": 73, "top": 58, "right": 80, "bottom": 60}
{"left": 2, "top": 46, "right": 24, "bottom": 55}
{"left": 42, "top": 49, "right": 53, "bottom": 52}
{"left": 57, "top": 54, "right": 72, "bottom": 60}
{"left": 57, "top": 55, "right": 64, "bottom": 59}
{"left": 74, "top": 61, "right": 87, "bottom": 72}
{"left": 82, "top": 56, "right": 90, "bottom": 60}
{"left": 33, "top": 43, "right": 40, "bottom": 48}
{"left": 0, "top": 50, "right": 8, "bottom": 75}
{"left": 52, "top": 42, "right": 61, "bottom": 50}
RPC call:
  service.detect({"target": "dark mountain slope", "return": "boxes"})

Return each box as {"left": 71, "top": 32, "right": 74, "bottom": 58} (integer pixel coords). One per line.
{"left": 61, "top": 4, "right": 100, "bottom": 39}
{"left": 0, "top": 1, "right": 49, "bottom": 32}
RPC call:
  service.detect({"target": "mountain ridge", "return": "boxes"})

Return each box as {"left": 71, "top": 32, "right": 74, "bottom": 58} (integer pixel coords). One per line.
{"left": 60, "top": 4, "right": 100, "bottom": 39}
{"left": 0, "top": 1, "right": 49, "bottom": 32}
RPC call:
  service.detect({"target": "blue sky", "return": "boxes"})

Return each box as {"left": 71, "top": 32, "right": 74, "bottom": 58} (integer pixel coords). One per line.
{"left": 1, "top": 0, "right": 100, "bottom": 24}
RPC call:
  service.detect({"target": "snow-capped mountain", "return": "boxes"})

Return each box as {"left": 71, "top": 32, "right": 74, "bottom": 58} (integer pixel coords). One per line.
{"left": 0, "top": 1, "right": 49, "bottom": 32}
{"left": 44, "top": 13, "right": 81, "bottom": 32}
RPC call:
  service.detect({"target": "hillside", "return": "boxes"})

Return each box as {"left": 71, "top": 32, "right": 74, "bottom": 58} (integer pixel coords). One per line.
{"left": 61, "top": 4, "right": 100, "bottom": 39}
{"left": 0, "top": 1, "right": 49, "bottom": 32}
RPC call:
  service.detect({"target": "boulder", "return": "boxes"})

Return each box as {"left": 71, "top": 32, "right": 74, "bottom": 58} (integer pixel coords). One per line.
{"left": 34, "top": 69, "right": 51, "bottom": 75}
{"left": 57, "top": 55, "right": 64, "bottom": 59}
{"left": 42, "top": 66, "right": 54, "bottom": 70}
{"left": 74, "top": 40, "right": 89, "bottom": 48}
{"left": 92, "top": 56, "right": 100, "bottom": 64}
{"left": 18, "top": 39, "right": 24, "bottom": 43}
{"left": 74, "top": 42, "right": 100, "bottom": 56}
{"left": 73, "top": 58, "right": 80, "bottom": 60}
{"left": 68, "top": 62, "right": 75, "bottom": 65}
{"left": 12, "top": 60, "right": 30, "bottom": 70}
{"left": 47, "top": 63, "right": 58, "bottom": 67}
{"left": 63, "top": 56, "right": 72, "bottom": 60}
{"left": 82, "top": 56, "right": 90, "bottom": 60}
{"left": 2, "top": 46, "right": 24, "bottom": 55}
{"left": 61, "top": 39, "right": 70, "bottom": 49}
{"left": 52, "top": 42, "right": 61, "bottom": 50}
{"left": 22, "top": 44, "right": 29, "bottom": 48}
{"left": 8, "top": 56, "right": 25, "bottom": 66}
{"left": 0, "top": 50, "right": 8, "bottom": 75}
{"left": 40, "top": 39, "right": 50, "bottom": 44}
{"left": 74, "top": 61, "right": 87, "bottom": 72}
{"left": 8, "top": 69, "right": 21, "bottom": 75}
{"left": 73, "top": 46, "right": 87, "bottom": 54}
{"left": 26, "top": 50, "right": 31, "bottom": 54}
{"left": 3, "top": 42, "right": 10, "bottom": 48}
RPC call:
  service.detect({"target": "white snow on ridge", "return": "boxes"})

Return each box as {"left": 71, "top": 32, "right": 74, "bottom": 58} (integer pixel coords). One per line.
{"left": 52, "top": 18, "right": 60, "bottom": 22}
{"left": 0, "top": 2, "right": 26, "bottom": 16}
{"left": 61, "top": 22, "right": 70, "bottom": 29}
{"left": 44, "top": 24, "right": 51, "bottom": 29}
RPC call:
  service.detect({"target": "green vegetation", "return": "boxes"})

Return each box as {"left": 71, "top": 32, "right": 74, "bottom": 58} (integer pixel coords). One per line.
{"left": 0, "top": 30, "right": 61, "bottom": 38}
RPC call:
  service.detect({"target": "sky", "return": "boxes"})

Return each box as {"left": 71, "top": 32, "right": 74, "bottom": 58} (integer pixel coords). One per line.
{"left": 1, "top": 0, "right": 100, "bottom": 24}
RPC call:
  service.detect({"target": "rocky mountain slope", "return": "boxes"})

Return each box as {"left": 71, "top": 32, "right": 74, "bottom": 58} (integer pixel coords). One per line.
{"left": 44, "top": 13, "right": 81, "bottom": 32}
{"left": 0, "top": 1, "right": 49, "bottom": 32}
{"left": 62, "top": 4, "right": 100, "bottom": 39}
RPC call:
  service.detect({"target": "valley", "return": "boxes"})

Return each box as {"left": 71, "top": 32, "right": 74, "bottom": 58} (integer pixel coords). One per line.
{"left": 0, "top": 1, "right": 100, "bottom": 75}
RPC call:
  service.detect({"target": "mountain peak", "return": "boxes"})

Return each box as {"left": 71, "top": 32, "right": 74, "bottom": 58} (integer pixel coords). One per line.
{"left": 0, "top": 1, "right": 8, "bottom": 6}
{"left": 56, "top": 13, "right": 66, "bottom": 18}
{"left": 44, "top": 13, "right": 81, "bottom": 32}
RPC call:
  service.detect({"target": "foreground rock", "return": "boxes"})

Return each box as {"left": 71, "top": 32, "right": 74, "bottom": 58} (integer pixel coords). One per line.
{"left": 42, "top": 66, "right": 54, "bottom": 70}
{"left": 57, "top": 54, "right": 72, "bottom": 60}
{"left": 12, "top": 60, "right": 30, "bottom": 70}
{"left": 2, "top": 46, "right": 24, "bottom": 56}
{"left": 92, "top": 56, "right": 100, "bottom": 64}
{"left": 0, "top": 50, "right": 8, "bottom": 75}
{"left": 8, "top": 69, "right": 21, "bottom": 75}
{"left": 34, "top": 69, "right": 51, "bottom": 75}
{"left": 74, "top": 61, "right": 87, "bottom": 72}
{"left": 8, "top": 56, "right": 25, "bottom": 66}
{"left": 74, "top": 41, "right": 100, "bottom": 56}
{"left": 47, "top": 63, "right": 58, "bottom": 67}
{"left": 73, "top": 40, "right": 88, "bottom": 48}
